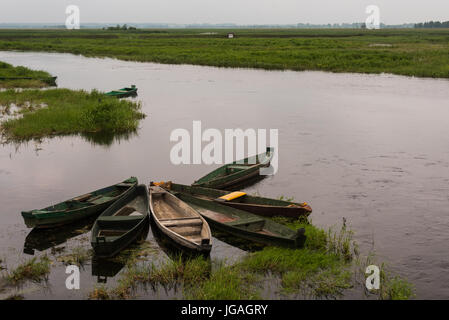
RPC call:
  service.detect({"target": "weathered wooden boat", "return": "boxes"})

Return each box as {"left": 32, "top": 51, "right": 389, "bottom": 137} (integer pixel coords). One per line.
{"left": 169, "top": 190, "right": 306, "bottom": 248}
{"left": 21, "top": 177, "right": 138, "bottom": 229}
{"left": 105, "top": 85, "right": 137, "bottom": 98}
{"left": 192, "top": 147, "right": 274, "bottom": 190}
{"left": 149, "top": 185, "right": 212, "bottom": 255}
{"left": 161, "top": 182, "right": 311, "bottom": 218}
{"left": 91, "top": 184, "right": 150, "bottom": 258}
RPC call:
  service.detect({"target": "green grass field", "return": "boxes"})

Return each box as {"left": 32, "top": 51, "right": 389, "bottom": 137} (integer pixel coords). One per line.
{"left": 0, "top": 28, "right": 448, "bottom": 78}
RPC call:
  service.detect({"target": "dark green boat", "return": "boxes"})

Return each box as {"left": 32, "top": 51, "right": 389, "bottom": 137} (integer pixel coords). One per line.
{"left": 170, "top": 190, "right": 306, "bottom": 248}
{"left": 91, "top": 184, "right": 150, "bottom": 258}
{"left": 192, "top": 147, "right": 274, "bottom": 190}
{"left": 105, "top": 85, "right": 137, "bottom": 98}
{"left": 164, "top": 182, "right": 312, "bottom": 218}
{"left": 21, "top": 177, "right": 138, "bottom": 229}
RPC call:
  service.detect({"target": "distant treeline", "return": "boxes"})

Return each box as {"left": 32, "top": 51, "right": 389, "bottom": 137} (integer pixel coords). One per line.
{"left": 415, "top": 21, "right": 449, "bottom": 28}
{"left": 103, "top": 24, "right": 137, "bottom": 31}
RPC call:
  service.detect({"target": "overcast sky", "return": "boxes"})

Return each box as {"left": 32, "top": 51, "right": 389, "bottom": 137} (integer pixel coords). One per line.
{"left": 1, "top": 0, "right": 448, "bottom": 24}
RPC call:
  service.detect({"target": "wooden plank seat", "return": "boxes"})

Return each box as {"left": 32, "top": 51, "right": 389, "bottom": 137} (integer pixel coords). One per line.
{"left": 72, "top": 193, "right": 92, "bottom": 202}
{"left": 161, "top": 217, "right": 203, "bottom": 228}
{"left": 170, "top": 226, "right": 202, "bottom": 237}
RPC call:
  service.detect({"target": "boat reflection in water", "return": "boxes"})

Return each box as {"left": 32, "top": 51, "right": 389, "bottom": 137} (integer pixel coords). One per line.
{"left": 23, "top": 216, "right": 96, "bottom": 255}
{"left": 91, "top": 219, "right": 150, "bottom": 283}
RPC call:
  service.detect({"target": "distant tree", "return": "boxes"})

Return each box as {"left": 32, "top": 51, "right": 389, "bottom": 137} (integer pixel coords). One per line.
{"left": 415, "top": 20, "right": 449, "bottom": 28}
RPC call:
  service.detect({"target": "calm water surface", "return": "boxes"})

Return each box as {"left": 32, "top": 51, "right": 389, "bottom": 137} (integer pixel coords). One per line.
{"left": 0, "top": 51, "right": 449, "bottom": 299}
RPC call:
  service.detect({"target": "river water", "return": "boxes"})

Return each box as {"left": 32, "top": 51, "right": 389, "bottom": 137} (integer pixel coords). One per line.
{"left": 0, "top": 51, "right": 448, "bottom": 299}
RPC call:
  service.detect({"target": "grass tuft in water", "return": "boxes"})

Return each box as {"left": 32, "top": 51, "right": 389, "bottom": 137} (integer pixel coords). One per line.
{"left": 7, "top": 256, "right": 51, "bottom": 285}
{"left": 88, "top": 285, "right": 111, "bottom": 300}
{"left": 57, "top": 247, "right": 92, "bottom": 267}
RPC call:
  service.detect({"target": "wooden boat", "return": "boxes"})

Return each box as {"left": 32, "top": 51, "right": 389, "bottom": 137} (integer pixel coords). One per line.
{"left": 105, "top": 85, "right": 137, "bottom": 98}
{"left": 21, "top": 177, "right": 138, "bottom": 229}
{"left": 91, "top": 184, "right": 150, "bottom": 258}
{"left": 192, "top": 147, "right": 274, "bottom": 190}
{"left": 149, "top": 185, "right": 212, "bottom": 255}
{"left": 169, "top": 190, "right": 306, "bottom": 248}
{"left": 161, "top": 182, "right": 311, "bottom": 218}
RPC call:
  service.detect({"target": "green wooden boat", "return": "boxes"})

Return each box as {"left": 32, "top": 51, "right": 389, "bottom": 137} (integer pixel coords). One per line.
{"left": 163, "top": 182, "right": 312, "bottom": 218}
{"left": 192, "top": 147, "right": 274, "bottom": 190}
{"left": 21, "top": 177, "right": 138, "bottom": 229}
{"left": 105, "top": 85, "right": 137, "bottom": 98}
{"left": 91, "top": 184, "right": 150, "bottom": 258}
{"left": 170, "top": 190, "right": 306, "bottom": 248}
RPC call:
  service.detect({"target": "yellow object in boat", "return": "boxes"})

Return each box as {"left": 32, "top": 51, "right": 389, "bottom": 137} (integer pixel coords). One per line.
{"left": 218, "top": 191, "right": 247, "bottom": 201}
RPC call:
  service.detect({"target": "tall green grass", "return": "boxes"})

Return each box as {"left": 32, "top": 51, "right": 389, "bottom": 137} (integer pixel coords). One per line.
{"left": 0, "top": 61, "right": 54, "bottom": 88}
{"left": 0, "top": 88, "right": 145, "bottom": 141}
{"left": 0, "top": 29, "right": 448, "bottom": 78}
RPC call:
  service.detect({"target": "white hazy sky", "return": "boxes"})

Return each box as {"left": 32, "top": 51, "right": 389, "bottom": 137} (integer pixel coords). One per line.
{"left": 0, "top": 0, "right": 448, "bottom": 24}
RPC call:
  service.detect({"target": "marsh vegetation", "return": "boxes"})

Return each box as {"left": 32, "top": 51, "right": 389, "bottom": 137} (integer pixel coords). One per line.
{"left": 0, "top": 29, "right": 448, "bottom": 78}
{"left": 0, "top": 89, "right": 145, "bottom": 141}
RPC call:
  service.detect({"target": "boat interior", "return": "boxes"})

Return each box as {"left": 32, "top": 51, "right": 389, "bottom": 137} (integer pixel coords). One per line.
{"left": 96, "top": 196, "right": 146, "bottom": 239}
{"left": 152, "top": 189, "right": 210, "bottom": 245}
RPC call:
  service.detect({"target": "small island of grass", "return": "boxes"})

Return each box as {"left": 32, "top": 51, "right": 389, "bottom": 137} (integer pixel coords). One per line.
{"left": 0, "top": 61, "right": 56, "bottom": 88}
{"left": 0, "top": 88, "right": 145, "bottom": 141}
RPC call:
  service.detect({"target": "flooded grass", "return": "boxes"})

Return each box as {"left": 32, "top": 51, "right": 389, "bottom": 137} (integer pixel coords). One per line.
{"left": 0, "top": 60, "right": 54, "bottom": 88}
{"left": 88, "top": 286, "right": 110, "bottom": 300}
{"left": 0, "top": 88, "right": 145, "bottom": 141}
{"left": 6, "top": 256, "right": 50, "bottom": 285}
{"left": 0, "top": 29, "right": 448, "bottom": 78}
{"left": 56, "top": 247, "right": 92, "bottom": 267}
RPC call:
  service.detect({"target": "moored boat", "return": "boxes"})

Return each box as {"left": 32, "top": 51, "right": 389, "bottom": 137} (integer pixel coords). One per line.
{"left": 149, "top": 184, "right": 212, "bottom": 255}
{"left": 192, "top": 147, "right": 274, "bottom": 190}
{"left": 21, "top": 177, "right": 138, "bottom": 229}
{"left": 162, "top": 182, "right": 312, "bottom": 218}
{"left": 105, "top": 85, "right": 138, "bottom": 98}
{"left": 91, "top": 184, "right": 150, "bottom": 258}
{"left": 168, "top": 189, "right": 306, "bottom": 248}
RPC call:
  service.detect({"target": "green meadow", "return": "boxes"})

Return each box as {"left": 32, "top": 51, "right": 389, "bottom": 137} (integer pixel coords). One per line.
{"left": 0, "top": 28, "right": 448, "bottom": 78}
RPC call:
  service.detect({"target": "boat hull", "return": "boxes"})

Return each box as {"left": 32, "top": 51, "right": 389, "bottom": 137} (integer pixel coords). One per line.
{"left": 171, "top": 191, "right": 306, "bottom": 249}
{"left": 22, "top": 177, "right": 138, "bottom": 229}
{"left": 149, "top": 186, "right": 212, "bottom": 255}
{"left": 91, "top": 185, "right": 150, "bottom": 258}
{"left": 170, "top": 183, "right": 312, "bottom": 218}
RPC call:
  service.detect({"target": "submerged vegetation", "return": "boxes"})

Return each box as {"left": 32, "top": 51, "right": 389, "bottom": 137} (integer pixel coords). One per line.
{"left": 0, "top": 88, "right": 145, "bottom": 141}
{"left": 6, "top": 256, "right": 50, "bottom": 285}
{"left": 0, "top": 61, "right": 55, "bottom": 88}
{"left": 0, "top": 28, "right": 448, "bottom": 78}
{"left": 87, "top": 219, "right": 414, "bottom": 300}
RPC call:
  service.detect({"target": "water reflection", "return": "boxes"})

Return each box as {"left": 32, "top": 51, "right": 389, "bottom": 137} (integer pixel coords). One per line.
{"left": 23, "top": 216, "right": 96, "bottom": 255}
{"left": 91, "top": 219, "right": 150, "bottom": 283}
{"left": 81, "top": 130, "right": 138, "bottom": 147}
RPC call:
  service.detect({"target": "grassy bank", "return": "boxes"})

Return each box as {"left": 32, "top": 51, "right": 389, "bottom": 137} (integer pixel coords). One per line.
{"left": 0, "top": 61, "right": 55, "bottom": 88}
{"left": 0, "top": 88, "right": 145, "bottom": 141}
{"left": 89, "top": 219, "right": 414, "bottom": 300}
{"left": 0, "top": 29, "right": 448, "bottom": 78}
